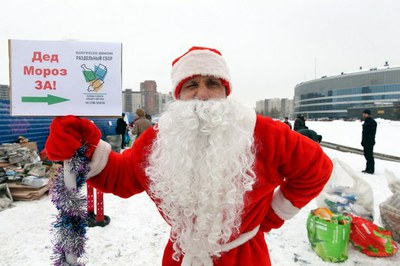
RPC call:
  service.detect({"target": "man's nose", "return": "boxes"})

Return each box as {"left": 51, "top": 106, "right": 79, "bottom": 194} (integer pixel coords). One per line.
{"left": 196, "top": 82, "right": 210, "bottom": 100}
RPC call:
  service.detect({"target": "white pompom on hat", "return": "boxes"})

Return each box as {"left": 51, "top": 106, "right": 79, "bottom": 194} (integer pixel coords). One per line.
{"left": 171, "top": 46, "right": 232, "bottom": 99}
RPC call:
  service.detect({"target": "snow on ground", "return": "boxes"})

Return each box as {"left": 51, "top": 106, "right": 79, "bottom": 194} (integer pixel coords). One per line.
{"left": 268, "top": 147, "right": 400, "bottom": 266}
{"left": 306, "top": 119, "right": 400, "bottom": 157}
{"left": 0, "top": 120, "right": 399, "bottom": 266}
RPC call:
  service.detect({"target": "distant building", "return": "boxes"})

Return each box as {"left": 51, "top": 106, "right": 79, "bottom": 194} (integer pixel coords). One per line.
{"left": 255, "top": 100, "right": 267, "bottom": 115}
{"left": 255, "top": 98, "right": 294, "bottom": 118}
{"left": 281, "top": 98, "right": 294, "bottom": 118}
{"left": 158, "top": 92, "right": 173, "bottom": 113}
{"left": 347, "top": 102, "right": 400, "bottom": 121}
{"left": 122, "top": 89, "right": 142, "bottom": 113}
{"left": 267, "top": 98, "right": 281, "bottom": 118}
{"left": 122, "top": 81, "right": 172, "bottom": 116}
{"left": 140, "top": 80, "right": 158, "bottom": 115}
{"left": 294, "top": 65, "right": 400, "bottom": 119}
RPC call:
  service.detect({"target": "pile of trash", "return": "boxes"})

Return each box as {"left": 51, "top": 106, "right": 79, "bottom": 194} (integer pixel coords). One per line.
{"left": 321, "top": 186, "right": 373, "bottom": 220}
{"left": 307, "top": 207, "right": 398, "bottom": 263}
{"left": 0, "top": 143, "right": 41, "bottom": 166}
{"left": 380, "top": 169, "right": 400, "bottom": 243}
{"left": 0, "top": 141, "right": 59, "bottom": 210}
{"left": 316, "top": 158, "right": 374, "bottom": 221}
{"left": 309, "top": 158, "right": 399, "bottom": 263}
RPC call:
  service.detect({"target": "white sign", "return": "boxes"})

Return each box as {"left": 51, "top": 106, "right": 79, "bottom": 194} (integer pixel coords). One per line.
{"left": 9, "top": 39, "right": 122, "bottom": 116}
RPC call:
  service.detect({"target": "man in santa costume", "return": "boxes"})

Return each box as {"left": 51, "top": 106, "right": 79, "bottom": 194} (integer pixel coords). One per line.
{"left": 46, "top": 46, "right": 333, "bottom": 266}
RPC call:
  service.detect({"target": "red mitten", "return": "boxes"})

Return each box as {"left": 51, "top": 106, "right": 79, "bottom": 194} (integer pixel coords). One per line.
{"left": 261, "top": 207, "right": 285, "bottom": 232}
{"left": 45, "top": 115, "right": 101, "bottom": 161}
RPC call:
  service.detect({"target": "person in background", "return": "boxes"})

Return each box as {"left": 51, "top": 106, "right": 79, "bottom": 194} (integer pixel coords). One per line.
{"left": 293, "top": 114, "right": 308, "bottom": 131}
{"left": 115, "top": 113, "right": 127, "bottom": 149}
{"left": 361, "top": 109, "right": 377, "bottom": 174}
{"left": 132, "top": 109, "right": 153, "bottom": 140}
{"left": 145, "top": 113, "right": 153, "bottom": 124}
{"left": 46, "top": 46, "right": 333, "bottom": 266}
{"left": 283, "top": 117, "right": 292, "bottom": 130}
{"left": 297, "top": 128, "right": 322, "bottom": 143}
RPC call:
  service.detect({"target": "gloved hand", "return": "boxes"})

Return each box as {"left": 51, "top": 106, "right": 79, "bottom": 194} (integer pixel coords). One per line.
{"left": 261, "top": 207, "right": 285, "bottom": 233}
{"left": 45, "top": 115, "right": 101, "bottom": 161}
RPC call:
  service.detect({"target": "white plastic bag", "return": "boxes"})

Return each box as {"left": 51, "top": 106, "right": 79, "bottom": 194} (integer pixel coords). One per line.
{"left": 316, "top": 158, "right": 374, "bottom": 221}
{"left": 385, "top": 168, "right": 400, "bottom": 194}
{"left": 379, "top": 169, "right": 400, "bottom": 242}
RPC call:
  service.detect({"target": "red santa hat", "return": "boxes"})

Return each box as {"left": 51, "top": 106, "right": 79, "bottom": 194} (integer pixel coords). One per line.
{"left": 171, "top": 46, "right": 232, "bottom": 99}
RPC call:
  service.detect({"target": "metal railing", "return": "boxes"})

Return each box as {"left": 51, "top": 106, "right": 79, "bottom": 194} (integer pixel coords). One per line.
{"left": 321, "top": 141, "right": 400, "bottom": 163}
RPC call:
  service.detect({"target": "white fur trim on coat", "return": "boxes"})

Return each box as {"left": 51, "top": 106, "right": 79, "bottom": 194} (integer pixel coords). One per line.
{"left": 171, "top": 49, "right": 231, "bottom": 98}
{"left": 87, "top": 140, "right": 111, "bottom": 178}
{"left": 238, "top": 102, "right": 257, "bottom": 136}
{"left": 271, "top": 189, "right": 300, "bottom": 220}
{"left": 182, "top": 225, "right": 260, "bottom": 266}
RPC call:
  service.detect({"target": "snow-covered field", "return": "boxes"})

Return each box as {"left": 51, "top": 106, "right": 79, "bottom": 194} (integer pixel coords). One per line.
{"left": 0, "top": 120, "right": 399, "bottom": 266}
{"left": 306, "top": 119, "right": 399, "bottom": 157}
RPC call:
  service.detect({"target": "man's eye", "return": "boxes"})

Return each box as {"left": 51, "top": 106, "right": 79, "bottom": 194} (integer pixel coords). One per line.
{"left": 185, "top": 83, "right": 197, "bottom": 88}
{"left": 207, "top": 80, "right": 221, "bottom": 87}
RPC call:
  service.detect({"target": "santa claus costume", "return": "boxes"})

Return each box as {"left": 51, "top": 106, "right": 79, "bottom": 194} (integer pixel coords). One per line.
{"left": 46, "top": 47, "right": 333, "bottom": 266}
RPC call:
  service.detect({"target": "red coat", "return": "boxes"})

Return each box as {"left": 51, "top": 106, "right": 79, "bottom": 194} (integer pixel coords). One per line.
{"left": 87, "top": 115, "right": 333, "bottom": 265}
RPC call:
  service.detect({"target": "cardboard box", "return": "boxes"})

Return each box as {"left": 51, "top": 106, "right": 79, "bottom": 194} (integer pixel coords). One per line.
{"left": 7, "top": 181, "right": 48, "bottom": 201}
{"left": 20, "top": 142, "right": 38, "bottom": 152}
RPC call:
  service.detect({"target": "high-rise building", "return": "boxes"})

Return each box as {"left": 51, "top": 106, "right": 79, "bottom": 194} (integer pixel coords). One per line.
{"left": 140, "top": 80, "right": 158, "bottom": 115}
{"left": 256, "top": 100, "right": 267, "bottom": 115}
{"left": 281, "top": 98, "right": 294, "bottom": 118}
{"left": 255, "top": 98, "right": 294, "bottom": 118}
{"left": 122, "top": 89, "right": 142, "bottom": 113}
{"left": 268, "top": 98, "right": 281, "bottom": 115}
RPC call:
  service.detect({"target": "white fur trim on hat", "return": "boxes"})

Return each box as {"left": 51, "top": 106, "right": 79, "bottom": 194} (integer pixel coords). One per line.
{"left": 171, "top": 49, "right": 231, "bottom": 99}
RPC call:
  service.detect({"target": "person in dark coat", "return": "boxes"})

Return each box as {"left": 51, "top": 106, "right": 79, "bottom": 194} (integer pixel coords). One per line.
{"left": 293, "top": 114, "right": 308, "bottom": 131}
{"left": 283, "top": 117, "right": 292, "bottom": 130}
{"left": 361, "top": 109, "right": 377, "bottom": 174}
{"left": 297, "top": 129, "right": 322, "bottom": 143}
{"left": 145, "top": 113, "right": 152, "bottom": 122}
{"left": 115, "top": 113, "right": 127, "bottom": 149}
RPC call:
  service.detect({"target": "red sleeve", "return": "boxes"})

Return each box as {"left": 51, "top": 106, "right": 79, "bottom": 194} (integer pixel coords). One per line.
{"left": 255, "top": 115, "right": 333, "bottom": 220}
{"left": 87, "top": 127, "right": 156, "bottom": 198}
{"left": 277, "top": 122, "right": 332, "bottom": 209}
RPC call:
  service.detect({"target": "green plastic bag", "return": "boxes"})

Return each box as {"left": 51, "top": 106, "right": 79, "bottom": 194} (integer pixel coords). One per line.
{"left": 306, "top": 211, "right": 352, "bottom": 262}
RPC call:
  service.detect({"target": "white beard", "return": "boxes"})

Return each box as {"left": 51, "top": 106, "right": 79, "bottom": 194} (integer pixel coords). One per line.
{"left": 146, "top": 99, "right": 256, "bottom": 263}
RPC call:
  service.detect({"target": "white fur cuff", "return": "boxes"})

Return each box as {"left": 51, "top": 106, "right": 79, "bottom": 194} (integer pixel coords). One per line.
{"left": 271, "top": 189, "right": 300, "bottom": 220}
{"left": 87, "top": 139, "right": 111, "bottom": 178}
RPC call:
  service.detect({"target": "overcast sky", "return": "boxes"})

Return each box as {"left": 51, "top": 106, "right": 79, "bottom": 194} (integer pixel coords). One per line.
{"left": 1, "top": 0, "right": 399, "bottom": 107}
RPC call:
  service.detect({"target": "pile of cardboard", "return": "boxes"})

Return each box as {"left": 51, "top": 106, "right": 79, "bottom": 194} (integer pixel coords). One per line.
{"left": 0, "top": 142, "right": 58, "bottom": 203}
{"left": 0, "top": 143, "right": 41, "bottom": 165}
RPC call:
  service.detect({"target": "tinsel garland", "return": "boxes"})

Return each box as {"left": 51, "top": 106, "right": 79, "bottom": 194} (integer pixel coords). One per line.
{"left": 50, "top": 145, "right": 91, "bottom": 266}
